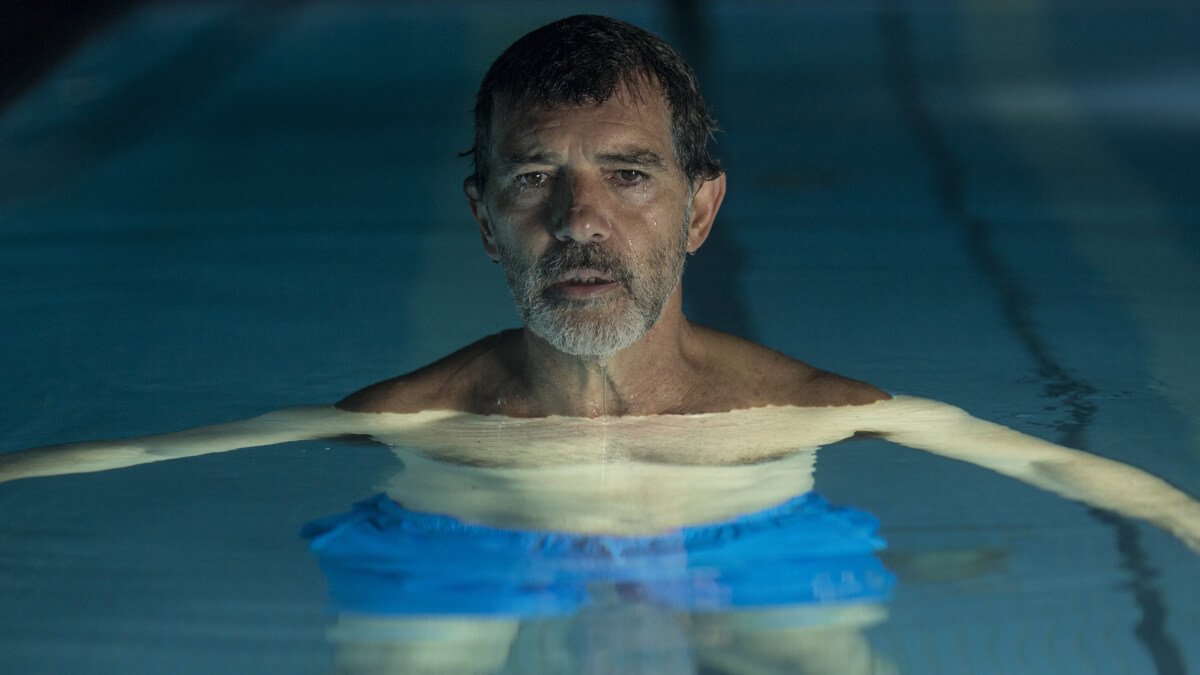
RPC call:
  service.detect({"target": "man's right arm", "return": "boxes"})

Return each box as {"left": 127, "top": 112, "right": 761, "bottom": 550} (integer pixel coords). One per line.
{"left": 0, "top": 406, "right": 389, "bottom": 483}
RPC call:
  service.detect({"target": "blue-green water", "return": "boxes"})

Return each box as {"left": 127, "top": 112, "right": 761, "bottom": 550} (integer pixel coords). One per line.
{"left": 1, "top": 2, "right": 1198, "bottom": 673}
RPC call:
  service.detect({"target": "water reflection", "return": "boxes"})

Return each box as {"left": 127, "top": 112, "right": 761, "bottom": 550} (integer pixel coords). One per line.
{"left": 302, "top": 408, "right": 899, "bottom": 674}
{"left": 4, "top": 396, "right": 1198, "bottom": 672}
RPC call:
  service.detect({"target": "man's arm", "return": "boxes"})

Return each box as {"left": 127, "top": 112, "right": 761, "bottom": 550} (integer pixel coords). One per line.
{"left": 865, "top": 396, "right": 1200, "bottom": 552}
{"left": 0, "top": 406, "right": 403, "bottom": 483}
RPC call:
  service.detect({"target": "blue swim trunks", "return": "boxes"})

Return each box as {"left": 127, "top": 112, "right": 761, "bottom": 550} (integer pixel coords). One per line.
{"left": 301, "top": 493, "right": 893, "bottom": 617}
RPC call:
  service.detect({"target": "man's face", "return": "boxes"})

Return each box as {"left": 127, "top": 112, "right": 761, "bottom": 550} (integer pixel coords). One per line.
{"left": 472, "top": 87, "right": 701, "bottom": 358}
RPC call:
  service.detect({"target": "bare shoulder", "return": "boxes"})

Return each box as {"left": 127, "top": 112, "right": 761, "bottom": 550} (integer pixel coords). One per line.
{"left": 797, "top": 367, "right": 892, "bottom": 406}
{"left": 694, "top": 327, "right": 891, "bottom": 408}
{"left": 336, "top": 331, "right": 516, "bottom": 413}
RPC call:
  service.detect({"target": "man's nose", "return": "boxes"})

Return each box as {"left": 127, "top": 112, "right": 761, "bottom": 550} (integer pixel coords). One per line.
{"left": 552, "top": 174, "right": 612, "bottom": 244}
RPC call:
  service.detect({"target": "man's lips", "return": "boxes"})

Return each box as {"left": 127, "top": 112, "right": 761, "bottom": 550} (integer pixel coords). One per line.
{"left": 549, "top": 267, "right": 621, "bottom": 298}
{"left": 553, "top": 268, "right": 616, "bottom": 284}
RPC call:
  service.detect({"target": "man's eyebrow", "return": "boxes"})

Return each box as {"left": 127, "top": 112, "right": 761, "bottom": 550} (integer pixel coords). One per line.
{"left": 496, "top": 151, "right": 562, "bottom": 175}
{"left": 595, "top": 147, "right": 668, "bottom": 171}
{"left": 495, "top": 146, "right": 670, "bottom": 175}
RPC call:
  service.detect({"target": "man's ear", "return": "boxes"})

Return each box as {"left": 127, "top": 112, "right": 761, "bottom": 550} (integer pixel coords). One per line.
{"left": 464, "top": 176, "right": 500, "bottom": 262}
{"left": 686, "top": 172, "right": 727, "bottom": 253}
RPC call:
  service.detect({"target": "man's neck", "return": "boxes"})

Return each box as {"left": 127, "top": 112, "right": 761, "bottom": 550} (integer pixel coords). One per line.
{"left": 514, "top": 292, "right": 698, "bottom": 417}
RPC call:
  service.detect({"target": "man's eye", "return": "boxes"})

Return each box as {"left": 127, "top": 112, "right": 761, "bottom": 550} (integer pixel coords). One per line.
{"left": 515, "top": 172, "right": 550, "bottom": 188}
{"left": 614, "top": 169, "right": 648, "bottom": 185}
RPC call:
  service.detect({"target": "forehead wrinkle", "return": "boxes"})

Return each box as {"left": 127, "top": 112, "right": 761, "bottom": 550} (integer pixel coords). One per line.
{"left": 489, "top": 94, "right": 678, "bottom": 178}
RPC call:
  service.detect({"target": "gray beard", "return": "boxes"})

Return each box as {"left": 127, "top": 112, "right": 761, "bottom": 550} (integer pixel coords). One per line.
{"left": 498, "top": 224, "right": 689, "bottom": 359}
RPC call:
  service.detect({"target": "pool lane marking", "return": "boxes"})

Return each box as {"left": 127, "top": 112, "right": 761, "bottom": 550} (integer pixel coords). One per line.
{"left": 960, "top": 2, "right": 1190, "bottom": 674}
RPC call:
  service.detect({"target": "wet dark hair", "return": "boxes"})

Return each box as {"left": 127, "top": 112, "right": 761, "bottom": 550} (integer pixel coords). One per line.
{"left": 467, "top": 14, "right": 722, "bottom": 191}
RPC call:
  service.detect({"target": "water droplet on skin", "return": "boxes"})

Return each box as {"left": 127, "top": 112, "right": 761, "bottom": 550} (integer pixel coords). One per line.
{"left": 598, "top": 364, "right": 609, "bottom": 484}
{"left": 599, "top": 364, "right": 609, "bottom": 421}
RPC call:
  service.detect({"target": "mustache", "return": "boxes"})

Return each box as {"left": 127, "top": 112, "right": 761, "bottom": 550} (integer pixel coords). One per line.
{"left": 536, "top": 244, "right": 631, "bottom": 284}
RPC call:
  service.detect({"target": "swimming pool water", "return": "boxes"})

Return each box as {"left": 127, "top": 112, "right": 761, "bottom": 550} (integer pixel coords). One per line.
{"left": 2, "top": 2, "right": 1198, "bottom": 673}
